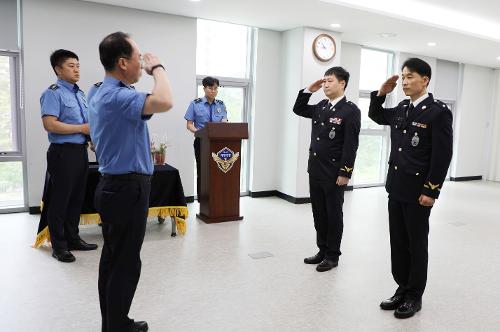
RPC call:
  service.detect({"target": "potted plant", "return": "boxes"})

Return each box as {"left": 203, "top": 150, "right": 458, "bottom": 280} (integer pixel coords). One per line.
{"left": 154, "top": 142, "right": 166, "bottom": 165}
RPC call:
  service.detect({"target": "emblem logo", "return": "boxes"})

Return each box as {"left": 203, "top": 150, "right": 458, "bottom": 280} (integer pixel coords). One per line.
{"left": 212, "top": 147, "right": 240, "bottom": 173}
{"left": 411, "top": 132, "right": 420, "bottom": 147}
{"left": 329, "top": 128, "right": 336, "bottom": 139}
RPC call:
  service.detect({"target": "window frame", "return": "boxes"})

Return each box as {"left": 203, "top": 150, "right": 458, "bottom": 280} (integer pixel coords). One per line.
{"left": 0, "top": 49, "right": 28, "bottom": 212}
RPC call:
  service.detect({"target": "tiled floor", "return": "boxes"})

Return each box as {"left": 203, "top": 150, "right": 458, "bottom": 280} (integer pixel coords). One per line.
{"left": 1, "top": 180, "right": 499, "bottom": 331}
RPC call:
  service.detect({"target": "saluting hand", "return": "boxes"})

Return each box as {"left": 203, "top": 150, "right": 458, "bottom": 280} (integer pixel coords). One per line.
{"left": 377, "top": 75, "right": 399, "bottom": 96}
{"left": 336, "top": 176, "right": 349, "bottom": 186}
{"left": 307, "top": 79, "right": 324, "bottom": 93}
{"left": 418, "top": 194, "right": 435, "bottom": 207}
{"left": 143, "top": 53, "right": 162, "bottom": 76}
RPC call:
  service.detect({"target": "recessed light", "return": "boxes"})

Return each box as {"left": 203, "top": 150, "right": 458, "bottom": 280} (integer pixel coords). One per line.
{"left": 427, "top": 42, "right": 437, "bottom": 47}
{"left": 330, "top": 23, "right": 341, "bottom": 28}
{"left": 379, "top": 33, "right": 397, "bottom": 38}
{"left": 497, "top": 56, "right": 500, "bottom": 60}
{"left": 189, "top": 0, "right": 201, "bottom": 2}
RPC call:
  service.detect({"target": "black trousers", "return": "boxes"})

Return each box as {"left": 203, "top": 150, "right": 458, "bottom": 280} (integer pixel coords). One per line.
{"left": 194, "top": 137, "right": 201, "bottom": 201}
{"left": 388, "top": 197, "right": 432, "bottom": 300}
{"left": 309, "top": 175, "right": 345, "bottom": 259}
{"left": 95, "top": 174, "right": 151, "bottom": 332}
{"left": 45, "top": 143, "right": 88, "bottom": 250}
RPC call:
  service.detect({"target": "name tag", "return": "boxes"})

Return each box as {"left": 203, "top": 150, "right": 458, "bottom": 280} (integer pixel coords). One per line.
{"left": 412, "top": 121, "right": 427, "bottom": 129}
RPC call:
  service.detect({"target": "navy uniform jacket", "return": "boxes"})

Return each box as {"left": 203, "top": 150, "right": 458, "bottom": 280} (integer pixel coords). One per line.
{"left": 293, "top": 89, "right": 361, "bottom": 181}
{"left": 369, "top": 91, "right": 453, "bottom": 202}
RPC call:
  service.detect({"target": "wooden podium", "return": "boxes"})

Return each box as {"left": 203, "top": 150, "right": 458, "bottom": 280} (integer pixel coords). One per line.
{"left": 195, "top": 122, "right": 248, "bottom": 223}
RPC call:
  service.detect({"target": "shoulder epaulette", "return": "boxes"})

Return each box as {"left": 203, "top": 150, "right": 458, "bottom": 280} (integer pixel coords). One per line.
{"left": 194, "top": 98, "right": 202, "bottom": 103}
{"left": 49, "top": 84, "right": 59, "bottom": 91}
{"left": 434, "top": 99, "right": 448, "bottom": 109}
{"left": 94, "top": 82, "right": 103, "bottom": 87}
{"left": 216, "top": 99, "right": 224, "bottom": 105}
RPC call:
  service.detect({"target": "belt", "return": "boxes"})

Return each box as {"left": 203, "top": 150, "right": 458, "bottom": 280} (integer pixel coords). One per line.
{"left": 101, "top": 172, "right": 151, "bottom": 182}
{"left": 51, "top": 142, "right": 87, "bottom": 149}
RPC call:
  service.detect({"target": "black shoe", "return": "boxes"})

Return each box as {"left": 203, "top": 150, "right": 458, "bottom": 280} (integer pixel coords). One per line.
{"left": 132, "top": 321, "right": 148, "bottom": 331}
{"left": 52, "top": 249, "right": 76, "bottom": 263}
{"left": 380, "top": 294, "right": 405, "bottom": 310}
{"left": 304, "top": 252, "right": 325, "bottom": 264}
{"left": 394, "top": 298, "right": 422, "bottom": 319}
{"left": 316, "top": 258, "right": 338, "bottom": 272}
{"left": 68, "top": 239, "right": 98, "bottom": 251}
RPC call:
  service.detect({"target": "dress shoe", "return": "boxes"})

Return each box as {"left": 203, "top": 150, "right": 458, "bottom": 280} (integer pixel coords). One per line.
{"left": 394, "top": 298, "right": 422, "bottom": 319}
{"left": 316, "top": 258, "right": 338, "bottom": 272}
{"left": 304, "top": 252, "right": 325, "bottom": 264}
{"left": 132, "top": 321, "right": 148, "bottom": 331}
{"left": 68, "top": 238, "right": 98, "bottom": 251}
{"left": 52, "top": 249, "right": 76, "bottom": 263}
{"left": 380, "top": 294, "right": 405, "bottom": 310}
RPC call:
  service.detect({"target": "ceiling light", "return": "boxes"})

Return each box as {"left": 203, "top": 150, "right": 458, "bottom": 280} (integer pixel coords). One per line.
{"left": 189, "top": 0, "right": 201, "bottom": 2}
{"left": 330, "top": 23, "right": 341, "bottom": 28}
{"left": 379, "top": 32, "right": 397, "bottom": 38}
{"left": 497, "top": 56, "right": 500, "bottom": 61}
{"left": 427, "top": 42, "right": 436, "bottom": 47}
{"left": 320, "top": 0, "right": 500, "bottom": 42}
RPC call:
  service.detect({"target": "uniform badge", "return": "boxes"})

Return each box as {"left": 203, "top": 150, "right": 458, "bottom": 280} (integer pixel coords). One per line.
{"left": 329, "top": 117, "right": 342, "bottom": 125}
{"left": 411, "top": 132, "right": 420, "bottom": 147}
{"left": 329, "top": 128, "right": 336, "bottom": 139}
{"left": 211, "top": 147, "right": 239, "bottom": 173}
{"left": 216, "top": 108, "right": 221, "bottom": 113}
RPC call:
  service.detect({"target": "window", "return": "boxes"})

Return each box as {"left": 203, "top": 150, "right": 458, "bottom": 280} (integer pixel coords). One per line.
{"left": 194, "top": 19, "right": 254, "bottom": 196}
{"left": 0, "top": 52, "right": 25, "bottom": 210}
{"left": 353, "top": 48, "right": 394, "bottom": 187}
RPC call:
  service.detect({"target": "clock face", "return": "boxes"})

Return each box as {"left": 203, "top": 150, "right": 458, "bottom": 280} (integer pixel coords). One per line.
{"left": 313, "top": 34, "right": 336, "bottom": 62}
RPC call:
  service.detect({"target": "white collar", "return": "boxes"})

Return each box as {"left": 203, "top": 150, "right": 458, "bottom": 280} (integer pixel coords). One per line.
{"left": 329, "top": 95, "right": 345, "bottom": 107}
{"left": 410, "top": 93, "right": 429, "bottom": 108}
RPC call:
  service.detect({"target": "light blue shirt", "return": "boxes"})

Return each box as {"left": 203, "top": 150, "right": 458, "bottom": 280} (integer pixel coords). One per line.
{"left": 184, "top": 96, "right": 227, "bottom": 129}
{"left": 88, "top": 76, "right": 153, "bottom": 175}
{"left": 40, "top": 78, "right": 88, "bottom": 144}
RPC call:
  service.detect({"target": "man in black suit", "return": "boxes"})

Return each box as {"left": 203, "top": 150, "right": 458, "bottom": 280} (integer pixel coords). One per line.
{"left": 369, "top": 58, "right": 453, "bottom": 318}
{"left": 293, "top": 66, "right": 361, "bottom": 272}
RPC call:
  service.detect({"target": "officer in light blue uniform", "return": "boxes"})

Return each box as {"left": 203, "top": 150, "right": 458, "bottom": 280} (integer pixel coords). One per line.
{"left": 89, "top": 32, "right": 173, "bottom": 332}
{"left": 184, "top": 76, "right": 227, "bottom": 199}
{"left": 38, "top": 49, "right": 97, "bottom": 264}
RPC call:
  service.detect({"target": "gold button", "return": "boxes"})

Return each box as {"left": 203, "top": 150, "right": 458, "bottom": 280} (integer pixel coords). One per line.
{"left": 332, "top": 158, "right": 336, "bottom": 161}
{"left": 398, "top": 148, "right": 402, "bottom": 152}
{"left": 416, "top": 173, "right": 420, "bottom": 176}
{"left": 403, "top": 130, "right": 407, "bottom": 134}
{"left": 316, "top": 137, "right": 320, "bottom": 141}
{"left": 313, "top": 152, "right": 317, "bottom": 156}
{"left": 321, "top": 122, "right": 324, "bottom": 126}
{"left": 314, "top": 121, "right": 317, "bottom": 124}
{"left": 394, "top": 166, "right": 398, "bottom": 170}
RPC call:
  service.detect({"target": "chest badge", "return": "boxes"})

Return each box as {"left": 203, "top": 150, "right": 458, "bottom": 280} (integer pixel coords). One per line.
{"left": 329, "top": 117, "right": 342, "bottom": 125}
{"left": 329, "top": 128, "right": 336, "bottom": 139}
{"left": 216, "top": 108, "right": 221, "bottom": 113}
{"left": 411, "top": 132, "right": 420, "bottom": 147}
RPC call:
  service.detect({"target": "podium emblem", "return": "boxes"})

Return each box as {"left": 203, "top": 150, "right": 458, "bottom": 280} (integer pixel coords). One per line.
{"left": 212, "top": 147, "right": 240, "bottom": 173}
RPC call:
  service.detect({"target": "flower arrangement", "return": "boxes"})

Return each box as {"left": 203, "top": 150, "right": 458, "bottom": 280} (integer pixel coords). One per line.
{"left": 151, "top": 140, "right": 168, "bottom": 165}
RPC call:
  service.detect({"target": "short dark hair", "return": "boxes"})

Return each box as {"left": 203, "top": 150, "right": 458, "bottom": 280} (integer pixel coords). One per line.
{"left": 401, "top": 58, "right": 432, "bottom": 82}
{"left": 324, "top": 66, "right": 350, "bottom": 89}
{"left": 50, "top": 49, "right": 78, "bottom": 75}
{"left": 202, "top": 76, "right": 220, "bottom": 88}
{"left": 99, "top": 31, "right": 132, "bottom": 71}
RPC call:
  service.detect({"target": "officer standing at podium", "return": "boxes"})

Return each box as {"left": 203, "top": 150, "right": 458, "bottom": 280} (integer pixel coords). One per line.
{"left": 184, "top": 76, "right": 228, "bottom": 200}
{"left": 294, "top": 66, "right": 361, "bottom": 272}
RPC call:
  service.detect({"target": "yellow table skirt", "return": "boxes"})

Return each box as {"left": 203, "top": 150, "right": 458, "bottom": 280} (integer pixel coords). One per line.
{"left": 33, "top": 206, "right": 188, "bottom": 248}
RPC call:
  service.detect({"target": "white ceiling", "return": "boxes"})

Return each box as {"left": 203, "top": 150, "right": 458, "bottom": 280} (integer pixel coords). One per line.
{"left": 81, "top": 0, "right": 500, "bottom": 68}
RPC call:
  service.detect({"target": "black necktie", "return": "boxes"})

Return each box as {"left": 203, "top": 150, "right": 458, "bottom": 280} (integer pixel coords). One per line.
{"left": 406, "top": 103, "right": 414, "bottom": 118}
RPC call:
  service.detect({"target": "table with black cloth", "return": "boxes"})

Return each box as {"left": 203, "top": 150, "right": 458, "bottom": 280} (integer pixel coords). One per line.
{"left": 34, "top": 163, "right": 188, "bottom": 248}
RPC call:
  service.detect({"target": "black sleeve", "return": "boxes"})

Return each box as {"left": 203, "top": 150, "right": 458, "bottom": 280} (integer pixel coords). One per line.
{"left": 368, "top": 90, "right": 397, "bottom": 125}
{"left": 422, "top": 108, "right": 453, "bottom": 199}
{"left": 293, "top": 89, "right": 316, "bottom": 119}
{"left": 339, "top": 106, "right": 361, "bottom": 178}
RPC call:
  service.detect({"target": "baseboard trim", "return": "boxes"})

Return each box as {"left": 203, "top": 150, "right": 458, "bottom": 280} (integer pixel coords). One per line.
{"left": 249, "top": 190, "right": 277, "bottom": 198}
{"left": 29, "top": 206, "right": 41, "bottom": 215}
{"left": 274, "top": 191, "right": 310, "bottom": 204}
{"left": 449, "top": 176, "right": 482, "bottom": 182}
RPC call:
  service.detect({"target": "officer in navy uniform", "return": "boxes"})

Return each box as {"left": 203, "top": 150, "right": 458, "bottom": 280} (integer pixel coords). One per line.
{"left": 184, "top": 76, "right": 228, "bottom": 200}
{"left": 369, "top": 58, "right": 453, "bottom": 319}
{"left": 89, "top": 32, "right": 173, "bottom": 332}
{"left": 40, "top": 49, "right": 98, "bottom": 263}
{"left": 294, "top": 67, "right": 361, "bottom": 272}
